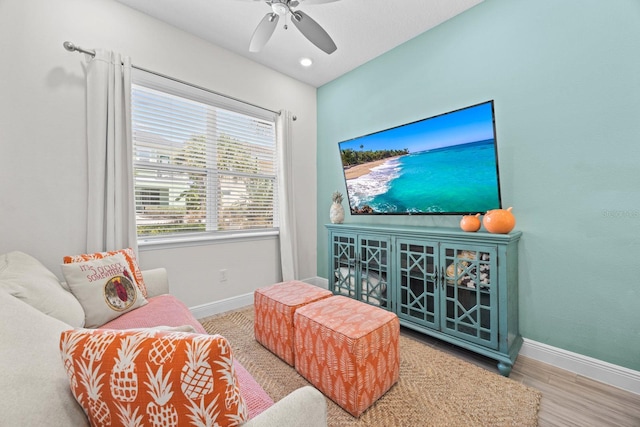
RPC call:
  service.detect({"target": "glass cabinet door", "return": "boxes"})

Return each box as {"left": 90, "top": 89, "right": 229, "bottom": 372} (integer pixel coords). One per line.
{"left": 357, "top": 235, "right": 390, "bottom": 309}
{"left": 330, "top": 232, "right": 357, "bottom": 298}
{"left": 396, "top": 239, "right": 439, "bottom": 329}
{"left": 440, "top": 244, "right": 498, "bottom": 349}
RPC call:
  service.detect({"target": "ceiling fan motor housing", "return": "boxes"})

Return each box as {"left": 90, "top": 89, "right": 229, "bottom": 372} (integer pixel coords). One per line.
{"left": 270, "top": 1, "right": 289, "bottom": 16}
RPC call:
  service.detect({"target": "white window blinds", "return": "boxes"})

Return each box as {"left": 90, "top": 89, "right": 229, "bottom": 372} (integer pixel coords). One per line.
{"left": 131, "top": 70, "right": 278, "bottom": 240}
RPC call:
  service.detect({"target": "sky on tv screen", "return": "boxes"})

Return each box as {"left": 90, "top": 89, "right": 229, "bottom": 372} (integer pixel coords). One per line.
{"left": 339, "top": 101, "right": 494, "bottom": 154}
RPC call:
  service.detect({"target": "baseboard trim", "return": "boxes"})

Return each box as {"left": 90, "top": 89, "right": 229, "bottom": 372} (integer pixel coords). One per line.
{"left": 520, "top": 338, "right": 640, "bottom": 395}
{"left": 189, "top": 277, "right": 329, "bottom": 320}
{"left": 190, "top": 276, "right": 640, "bottom": 396}
{"left": 190, "top": 293, "right": 254, "bottom": 320}
{"left": 301, "top": 276, "right": 329, "bottom": 289}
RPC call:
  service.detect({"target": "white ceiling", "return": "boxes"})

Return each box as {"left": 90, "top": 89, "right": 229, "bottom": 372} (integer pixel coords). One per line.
{"left": 115, "top": 0, "right": 483, "bottom": 87}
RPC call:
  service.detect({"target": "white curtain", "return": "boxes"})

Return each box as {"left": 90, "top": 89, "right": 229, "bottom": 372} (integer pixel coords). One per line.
{"left": 277, "top": 110, "right": 298, "bottom": 281}
{"left": 85, "top": 50, "right": 137, "bottom": 254}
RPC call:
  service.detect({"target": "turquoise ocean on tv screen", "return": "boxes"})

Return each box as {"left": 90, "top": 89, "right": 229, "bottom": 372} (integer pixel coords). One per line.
{"left": 347, "top": 139, "right": 500, "bottom": 214}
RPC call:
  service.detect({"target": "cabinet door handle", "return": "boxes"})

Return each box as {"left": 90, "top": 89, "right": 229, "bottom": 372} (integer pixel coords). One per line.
{"left": 440, "top": 266, "right": 445, "bottom": 290}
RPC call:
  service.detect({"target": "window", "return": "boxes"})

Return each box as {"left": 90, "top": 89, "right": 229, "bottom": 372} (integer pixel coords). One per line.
{"left": 131, "top": 70, "right": 279, "bottom": 242}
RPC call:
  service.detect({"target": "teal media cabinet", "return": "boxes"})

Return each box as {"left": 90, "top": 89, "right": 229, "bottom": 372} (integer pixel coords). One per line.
{"left": 326, "top": 223, "right": 522, "bottom": 376}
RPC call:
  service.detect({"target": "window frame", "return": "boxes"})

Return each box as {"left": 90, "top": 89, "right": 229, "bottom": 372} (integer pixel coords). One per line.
{"left": 131, "top": 69, "right": 280, "bottom": 248}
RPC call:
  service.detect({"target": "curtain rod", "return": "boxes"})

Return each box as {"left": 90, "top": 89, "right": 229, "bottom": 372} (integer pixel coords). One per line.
{"left": 62, "top": 41, "right": 286, "bottom": 118}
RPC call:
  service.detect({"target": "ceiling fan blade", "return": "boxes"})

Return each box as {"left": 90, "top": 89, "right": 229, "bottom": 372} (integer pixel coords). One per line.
{"left": 249, "top": 13, "right": 280, "bottom": 52}
{"left": 291, "top": 10, "right": 337, "bottom": 54}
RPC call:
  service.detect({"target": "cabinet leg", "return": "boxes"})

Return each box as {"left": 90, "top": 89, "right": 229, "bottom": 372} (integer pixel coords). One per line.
{"left": 497, "top": 362, "right": 512, "bottom": 377}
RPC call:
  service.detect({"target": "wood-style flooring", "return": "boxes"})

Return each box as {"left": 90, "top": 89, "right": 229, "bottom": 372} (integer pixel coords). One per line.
{"left": 401, "top": 328, "right": 640, "bottom": 427}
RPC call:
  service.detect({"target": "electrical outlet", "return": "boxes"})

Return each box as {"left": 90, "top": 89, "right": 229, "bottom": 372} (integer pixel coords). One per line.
{"left": 219, "top": 269, "right": 228, "bottom": 282}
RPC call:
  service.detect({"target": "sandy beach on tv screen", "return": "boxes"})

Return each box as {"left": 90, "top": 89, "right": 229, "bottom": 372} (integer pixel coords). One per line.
{"left": 344, "top": 157, "right": 397, "bottom": 180}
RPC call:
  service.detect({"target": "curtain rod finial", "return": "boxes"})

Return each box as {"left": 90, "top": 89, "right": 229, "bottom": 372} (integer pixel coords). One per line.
{"left": 62, "top": 41, "right": 96, "bottom": 58}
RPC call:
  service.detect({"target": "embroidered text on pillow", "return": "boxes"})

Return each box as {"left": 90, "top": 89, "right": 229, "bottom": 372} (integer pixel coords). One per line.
{"left": 61, "top": 254, "right": 148, "bottom": 328}
{"left": 63, "top": 248, "right": 147, "bottom": 297}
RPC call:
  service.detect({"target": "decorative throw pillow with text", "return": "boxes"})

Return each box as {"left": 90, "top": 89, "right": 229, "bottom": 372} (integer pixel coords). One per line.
{"left": 61, "top": 253, "right": 148, "bottom": 328}
{"left": 63, "top": 248, "right": 147, "bottom": 297}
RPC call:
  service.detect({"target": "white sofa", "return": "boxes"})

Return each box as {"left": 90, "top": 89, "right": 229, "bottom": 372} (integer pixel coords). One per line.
{"left": 0, "top": 252, "right": 327, "bottom": 426}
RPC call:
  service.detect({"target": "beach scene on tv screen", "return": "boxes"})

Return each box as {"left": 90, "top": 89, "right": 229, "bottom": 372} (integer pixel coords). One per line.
{"left": 339, "top": 102, "right": 501, "bottom": 214}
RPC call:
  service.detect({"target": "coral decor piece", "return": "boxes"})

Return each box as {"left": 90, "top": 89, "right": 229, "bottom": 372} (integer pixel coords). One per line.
{"left": 483, "top": 207, "right": 516, "bottom": 234}
{"left": 460, "top": 213, "right": 482, "bottom": 232}
{"left": 329, "top": 191, "right": 345, "bottom": 224}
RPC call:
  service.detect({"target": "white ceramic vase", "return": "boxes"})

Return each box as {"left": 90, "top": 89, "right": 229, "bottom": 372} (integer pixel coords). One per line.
{"left": 329, "top": 202, "right": 345, "bottom": 224}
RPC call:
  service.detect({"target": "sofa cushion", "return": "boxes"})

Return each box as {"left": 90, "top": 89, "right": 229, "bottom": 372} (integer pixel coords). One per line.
{"left": 232, "top": 360, "right": 274, "bottom": 419}
{"left": 61, "top": 254, "right": 148, "bottom": 328}
{"left": 63, "top": 247, "right": 147, "bottom": 297}
{"left": 101, "top": 294, "right": 206, "bottom": 332}
{"left": 0, "top": 251, "right": 85, "bottom": 327}
{"left": 0, "top": 289, "right": 89, "bottom": 426}
{"left": 60, "top": 328, "right": 249, "bottom": 427}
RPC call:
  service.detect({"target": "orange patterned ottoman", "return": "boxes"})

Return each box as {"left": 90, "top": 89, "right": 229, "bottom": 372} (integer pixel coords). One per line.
{"left": 294, "top": 296, "right": 400, "bottom": 417}
{"left": 254, "top": 280, "right": 333, "bottom": 366}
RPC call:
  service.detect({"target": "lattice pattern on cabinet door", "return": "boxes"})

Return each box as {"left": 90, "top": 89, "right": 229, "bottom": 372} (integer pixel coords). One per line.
{"left": 397, "top": 241, "right": 438, "bottom": 328}
{"left": 358, "top": 237, "right": 389, "bottom": 308}
{"left": 444, "top": 249, "right": 491, "bottom": 290}
{"left": 442, "top": 247, "right": 496, "bottom": 348}
{"left": 332, "top": 234, "right": 356, "bottom": 298}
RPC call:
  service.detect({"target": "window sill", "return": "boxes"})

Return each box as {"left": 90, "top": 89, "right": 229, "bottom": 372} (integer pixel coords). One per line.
{"left": 138, "top": 230, "right": 279, "bottom": 251}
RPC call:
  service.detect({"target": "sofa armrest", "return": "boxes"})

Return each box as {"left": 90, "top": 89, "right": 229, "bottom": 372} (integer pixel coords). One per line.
{"left": 141, "top": 268, "right": 169, "bottom": 297}
{"left": 242, "top": 386, "right": 327, "bottom": 427}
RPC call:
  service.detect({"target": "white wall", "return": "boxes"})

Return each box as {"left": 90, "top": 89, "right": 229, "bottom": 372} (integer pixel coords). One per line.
{"left": 0, "top": 0, "right": 318, "bottom": 307}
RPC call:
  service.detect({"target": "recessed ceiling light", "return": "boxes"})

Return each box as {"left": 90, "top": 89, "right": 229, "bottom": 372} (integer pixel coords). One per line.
{"left": 300, "top": 57, "right": 313, "bottom": 67}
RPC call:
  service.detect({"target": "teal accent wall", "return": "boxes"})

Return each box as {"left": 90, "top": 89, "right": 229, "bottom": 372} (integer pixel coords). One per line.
{"left": 317, "top": 0, "right": 640, "bottom": 371}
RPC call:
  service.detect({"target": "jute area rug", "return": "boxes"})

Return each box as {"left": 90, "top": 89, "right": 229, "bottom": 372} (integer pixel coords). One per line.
{"left": 199, "top": 306, "right": 541, "bottom": 427}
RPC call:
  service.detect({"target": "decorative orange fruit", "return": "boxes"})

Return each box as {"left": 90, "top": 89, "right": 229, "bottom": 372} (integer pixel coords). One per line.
{"left": 483, "top": 207, "right": 516, "bottom": 234}
{"left": 460, "top": 213, "right": 481, "bottom": 232}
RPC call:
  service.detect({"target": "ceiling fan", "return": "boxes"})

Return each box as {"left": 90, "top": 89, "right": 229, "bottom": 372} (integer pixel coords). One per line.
{"left": 245, "top": 0, "right": 339, "bottom": 54}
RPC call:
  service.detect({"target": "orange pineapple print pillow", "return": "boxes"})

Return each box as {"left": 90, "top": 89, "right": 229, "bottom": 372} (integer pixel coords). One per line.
{"left": 60, "top": 328, "right": 248, "bottom": 427}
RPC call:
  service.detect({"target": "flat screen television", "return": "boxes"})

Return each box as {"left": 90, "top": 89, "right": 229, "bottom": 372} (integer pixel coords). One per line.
{"left": 338, "top": 100, "right": 502, "bottom": 215}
